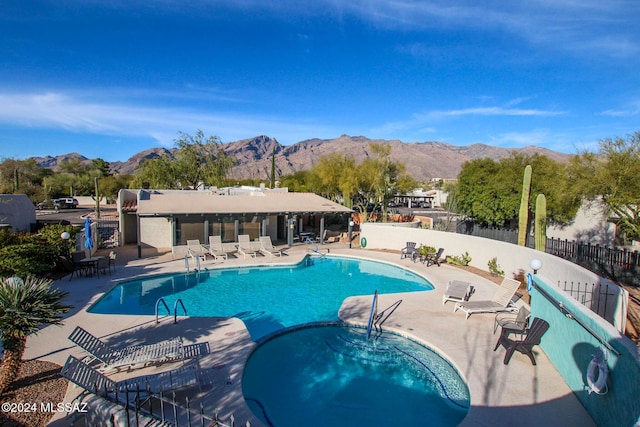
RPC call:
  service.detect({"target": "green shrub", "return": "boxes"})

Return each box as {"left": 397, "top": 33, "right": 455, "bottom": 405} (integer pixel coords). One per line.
{"left": 0, "top": 243, "right": 57, "bottom": 278}
{"left": 446, "top": 252, "right": 472, "bottom": 266}
{"left": 418, "top": 245, "right": 436, "bottom": 257}
{"left": 488, "top": 257, "right": 504, "bottom": 276}
{"left": 0, "top": 225, "right": 77, "bottom": 278}
{"left": 0, "top": 230, "right": 21, "bottom": 249}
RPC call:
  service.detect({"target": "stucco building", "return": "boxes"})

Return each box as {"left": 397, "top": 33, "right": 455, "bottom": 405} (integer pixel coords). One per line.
{"left": 0, "top": 194, "right": 36, "bottom": 232}
{"left": 118, "top": 187, "right": 353, "bottom": 252}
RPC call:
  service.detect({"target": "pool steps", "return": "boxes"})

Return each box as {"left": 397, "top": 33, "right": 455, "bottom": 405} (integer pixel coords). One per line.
{"left": 328, "top": 329, "right": 470, "bottom": 410}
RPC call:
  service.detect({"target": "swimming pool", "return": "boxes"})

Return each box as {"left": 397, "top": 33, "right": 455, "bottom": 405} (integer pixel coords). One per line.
{"left": 89, "top": 255, "right": 433, "bottom": 340}
{"left": 242, "top": 323, "right": 470, "bottom": 426}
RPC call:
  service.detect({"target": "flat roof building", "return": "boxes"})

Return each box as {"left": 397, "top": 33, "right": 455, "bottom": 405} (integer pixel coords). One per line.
{"left": 118, "top": 187, "right": 353, "bottom": 252}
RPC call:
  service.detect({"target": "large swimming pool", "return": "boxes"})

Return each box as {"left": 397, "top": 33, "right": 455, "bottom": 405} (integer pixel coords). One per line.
{"left": 89, "top": 255, "right": 434, "bottom": 340}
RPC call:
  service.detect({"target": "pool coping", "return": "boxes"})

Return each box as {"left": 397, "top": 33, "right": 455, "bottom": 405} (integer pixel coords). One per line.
{"left": 24, "top": 243, "right": 596, "bottom": 427}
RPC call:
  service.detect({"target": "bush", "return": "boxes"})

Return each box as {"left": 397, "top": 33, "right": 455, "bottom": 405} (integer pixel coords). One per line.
{"left": 488, "top": 257, "right": 504, "bottom": 276}
{"left": 418, "top": 245, "right": 436, "bottom": 257}
{"left": 0, "top": 243, "right": 57, "bottom": 277}
{"left": 0, "top": 225, "right": 79, "bottom": 278}
{"left": 446, "top": 252, "right": 472, "bottom": 266}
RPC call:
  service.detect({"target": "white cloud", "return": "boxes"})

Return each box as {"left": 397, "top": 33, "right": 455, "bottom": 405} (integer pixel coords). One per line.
{"left": 488, "top": 129, "right": 600, "bottom": 153}
{"left": 373, "top": 103, "right": 565, "bottom": 136}
{"left": 0, "top": 91, "right": 336, "bottom": 147}
{"left": 489, "top": 129, "right": 557, "bottom": 148}
{"left": 601, "top": 100, "right": 640, "bottom": 117}
{"left": 427, "top": 107, "right": 565, "bottom": 119}
{"left": 292, "top": 0, "right": 640, "bottom": 58}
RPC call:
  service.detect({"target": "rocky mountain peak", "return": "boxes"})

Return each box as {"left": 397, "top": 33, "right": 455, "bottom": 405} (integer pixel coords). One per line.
{"left": 33, "top": 135, "right": 571, "bottom": 181}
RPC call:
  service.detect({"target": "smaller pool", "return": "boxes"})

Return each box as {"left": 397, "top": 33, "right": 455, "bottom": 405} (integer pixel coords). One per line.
{"left": 242, "top": 323, "right": 470, "bottom": 427}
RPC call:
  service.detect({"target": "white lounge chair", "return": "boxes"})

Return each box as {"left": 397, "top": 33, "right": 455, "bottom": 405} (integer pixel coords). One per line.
{"left": 60, "top": 355, "right": 202, "bottom": 404}
{"left": 68, "top": 326, "right": 184, "bottom": 372}
{"left": 258, "top": 236, "right": 282, "bottom": 258}
{"left": 237, "top": 234, "right": 257, "bottom": 259}
{"left": 442, "top": 280, "right": 474, "bottom": 305}
{"left": 187, "top": 239, "right": 208, "bottom": 262}
{"left": 207, "top": 235, "right": 229, "bottom": 260}
{"left": 454, "top": 277, "right": 520, "bottom": 319}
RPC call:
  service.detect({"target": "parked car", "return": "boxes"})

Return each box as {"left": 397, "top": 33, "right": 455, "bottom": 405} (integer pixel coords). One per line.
{"left": 53, "top": 198, "right": 79, "bottom": 209}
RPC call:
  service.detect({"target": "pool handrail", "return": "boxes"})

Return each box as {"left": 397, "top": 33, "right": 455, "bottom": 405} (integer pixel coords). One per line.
{"left": 174, "top": 298, "right": 187, "bottom": 324}
{"left": 155, "top": 297, "right": 188, "bottom": 324}
{"left": 155, "top": 298, "right": 171, "bottom": 324}
{"left": 366, "top": 290, "right": 378, "bottom": 339}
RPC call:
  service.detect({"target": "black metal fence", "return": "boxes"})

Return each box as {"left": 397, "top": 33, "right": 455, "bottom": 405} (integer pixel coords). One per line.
{"left": 86, "top": 385, "right": 250, "bottom": 427}
{"left": 456, "top": 220, "right": 639, "bottom": 287}
{"left": 558, "top": 280, "right": 621, "bottom": 325}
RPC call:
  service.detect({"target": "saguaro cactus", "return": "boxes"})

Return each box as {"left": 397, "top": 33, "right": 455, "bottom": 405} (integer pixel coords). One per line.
{"left": 535, "top": 193, "right": 547, "bottom": 252}
{"left": 517, "top": 165, "right": 532, "bottom": 246}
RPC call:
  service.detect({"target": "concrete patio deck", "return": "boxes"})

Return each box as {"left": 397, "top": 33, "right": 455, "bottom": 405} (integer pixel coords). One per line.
{"left": 24, "top": 243, "right": 596, "bottom": 426}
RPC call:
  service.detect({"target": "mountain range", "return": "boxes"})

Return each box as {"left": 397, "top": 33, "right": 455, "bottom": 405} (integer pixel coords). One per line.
{"left": 31, "top": 135, "right": 571, "bottom": 182}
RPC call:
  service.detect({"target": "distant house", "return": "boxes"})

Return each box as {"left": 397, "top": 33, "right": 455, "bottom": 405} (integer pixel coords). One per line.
{"left": 547, "top": 200, "right": 616, "bottom": 246}
{"left": 0, "top": 194, "right": 36, "bottom": 232}
{"left": 118, "top": 187, "right": 353, "bottom": 251}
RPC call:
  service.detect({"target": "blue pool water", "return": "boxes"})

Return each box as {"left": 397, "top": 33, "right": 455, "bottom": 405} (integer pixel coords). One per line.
{"left": 89, "top": 256, "right": 433, "bottom": 340}
{"left": 242, "top": 324, "right": 470, "bottom": 427}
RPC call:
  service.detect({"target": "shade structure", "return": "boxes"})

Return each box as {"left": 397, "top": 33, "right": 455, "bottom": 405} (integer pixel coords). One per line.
{"left": 83, "top": 217, "right": 93, "bottom": 251}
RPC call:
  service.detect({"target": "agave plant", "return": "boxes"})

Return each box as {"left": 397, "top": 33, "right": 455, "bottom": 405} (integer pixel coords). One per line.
{"left": 0, "top": 276, "right": 71, "bottom": 394}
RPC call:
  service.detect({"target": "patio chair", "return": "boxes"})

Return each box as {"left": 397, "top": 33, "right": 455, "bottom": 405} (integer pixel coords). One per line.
{"left": 97, "top": 256, "right": 110, "bottom": 276}
{"left": 494, "top": 305, "right": 530, "bottom": 334}
{"left": 442, "top": 280, "right": 474, "bottom": 305}
{"left": 207, "top": 235, "right": 229, "bottom": 260}
{"left": 108, "top": 250, "right": 117, "bottom": 273}
{"left": 424, "top": 247, "right": 444, "bottom": 267}
{"left": 493, "top": 317, "right": 550, "bottom": 365}
{"left": 400, "top": 242, "right": 417, "bottom": 260}
{"left": 69, "top": 251, "right": 90, "bottom": 280}
{"left": 237, "top": 234, "right": 257, "bottom": 259}
{"left": 68, "top": 326, "right": 184, "bottom": 372}
{"left": 187, "top": 240, "right": 208, "bottom": 262}
{"left": 60, "top": 355, "right": 201, "bottom": 405}
{"left": 259, "top": 236, "right": 282, "bottom": 258}
{"left": 453, "top": 277, "right": 520, "bottom": 319}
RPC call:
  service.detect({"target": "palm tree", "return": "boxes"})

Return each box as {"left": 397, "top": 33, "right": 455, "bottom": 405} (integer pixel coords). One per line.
{"left": 0, "top": 276, "right": 71, "bottom": 394}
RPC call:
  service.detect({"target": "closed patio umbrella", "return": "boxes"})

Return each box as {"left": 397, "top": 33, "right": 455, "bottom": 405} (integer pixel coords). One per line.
{"left": 84, "top": 217, "right": 93, "bottom": 257}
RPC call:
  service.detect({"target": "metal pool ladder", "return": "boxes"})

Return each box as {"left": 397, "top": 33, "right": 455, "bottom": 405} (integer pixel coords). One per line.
{"left": 366, "top": 290, "right": 378, "bottom": 339}
{"left": 155, "top": 297, "right": 188, "bottom": 324}
{"left": 305, "top": 237, "right": 328, "bottom": 256}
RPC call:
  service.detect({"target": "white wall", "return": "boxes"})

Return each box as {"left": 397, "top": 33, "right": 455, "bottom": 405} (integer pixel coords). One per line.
{"left": 140, "top": 217, "right": 172, "bottom": 249}
{"left": 360, "top": 223, "right": 628, "bottom": 331}
{"left": 547, "top": 201, "right": 615, "bottom": 245}
{"left": 0, "top": 194, "right": 36, "bottom": 231}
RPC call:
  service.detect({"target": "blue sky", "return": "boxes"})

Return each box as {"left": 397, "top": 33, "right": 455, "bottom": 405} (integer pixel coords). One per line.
{"left": 1, "top": 1, "right": 639, "bottom": 162}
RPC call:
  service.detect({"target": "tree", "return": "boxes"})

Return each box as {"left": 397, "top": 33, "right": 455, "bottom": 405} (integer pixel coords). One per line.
{"left": 0, "top": 158, "right": 52, "bottom": 202}
{"left": 279, "top": 171, "right": 313, "bottom": 192}
{"left": 92, "top": 158, "right": 112, "bottom": 177}
{"left": 57, "top": 158, "right": 90, "bottom": 176}
{"left": 131, "top": 155, "right": 176, "bottom": 189}
{"left": 311, "top": 153, "right": 357, "bottom": 205}
{"left": 453, "top": 153, "right": 581, "bottom": 227}
{"left": 0, "top": 276, "right": 71, "bottom": 394}
{"left": 570, "top": 131, "right": 640, "bottom": 240}
{"left": 338, "top": 143, "right": 417, "bottom": 221}
{"left": 131, "top": 130, "right": 236, "bottom": 189}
